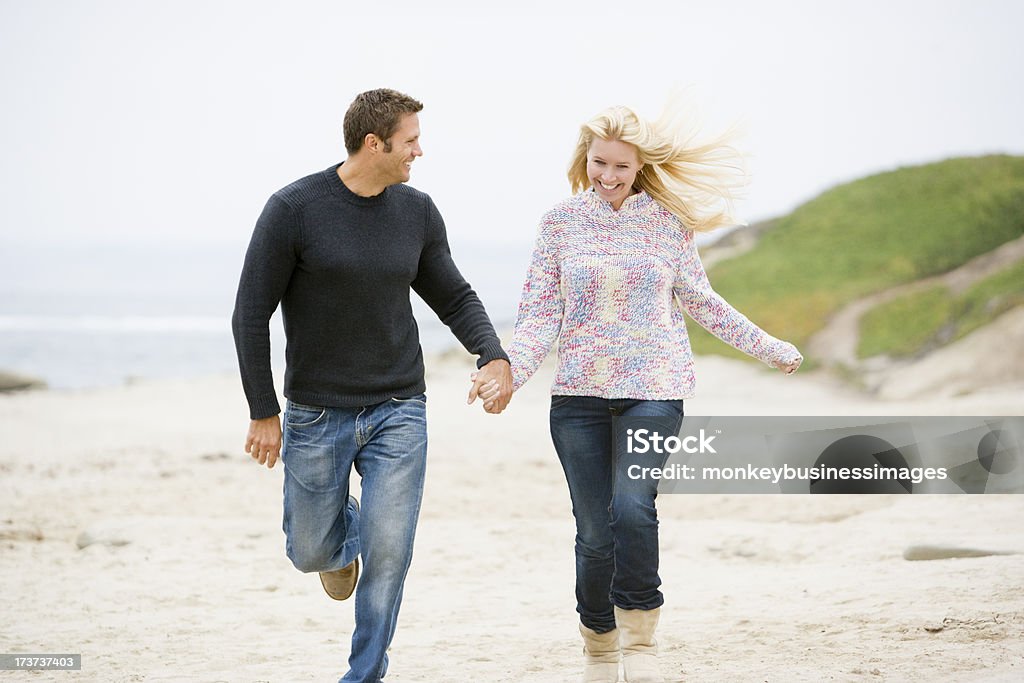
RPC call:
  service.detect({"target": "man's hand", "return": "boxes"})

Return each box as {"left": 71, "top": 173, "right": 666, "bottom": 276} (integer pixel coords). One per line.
{"left": 467, "top": 359, "right": 513, "bottom": 414}
{"left": 246, "top": 415, "right": 282, "bottom": 468}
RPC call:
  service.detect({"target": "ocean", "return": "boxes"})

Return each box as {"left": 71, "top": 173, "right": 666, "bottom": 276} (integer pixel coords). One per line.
{"left": 0, "top": 240, "right": 532, "bottom": 389}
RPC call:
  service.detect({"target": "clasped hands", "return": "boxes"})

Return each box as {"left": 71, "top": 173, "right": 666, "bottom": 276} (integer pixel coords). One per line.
{"left": 467, "top": 358, "right": 513, "bottom": 414}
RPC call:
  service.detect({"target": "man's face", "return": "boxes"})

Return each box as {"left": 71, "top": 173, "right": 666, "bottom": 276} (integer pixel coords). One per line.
{"left": 380, "top": 113, "right": 422, "bottom": 184}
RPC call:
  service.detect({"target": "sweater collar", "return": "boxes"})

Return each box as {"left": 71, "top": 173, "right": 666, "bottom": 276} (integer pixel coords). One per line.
{"left": 580, "top": 187, "right": 656, "bottom": 216}
{"left": 325, "top": 162, "right": 390, "bottom": 206}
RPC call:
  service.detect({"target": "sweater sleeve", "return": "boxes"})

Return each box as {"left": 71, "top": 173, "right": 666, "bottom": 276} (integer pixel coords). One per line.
{"left": 673, "top": 230, "right": 801, "bottom": 366}
{"left": 231, "top": 194, "right": 299, "bottom": 419}
{"left": 506, "top": 224, "right": 563, "bottom": 390}
{"left": 412, "top": 198, "right": 509, "bottom": 368}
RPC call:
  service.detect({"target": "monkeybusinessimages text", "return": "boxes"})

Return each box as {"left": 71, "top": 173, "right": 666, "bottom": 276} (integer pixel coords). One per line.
{"left": 625, "top": 428, "right": 949, "bottom": 485}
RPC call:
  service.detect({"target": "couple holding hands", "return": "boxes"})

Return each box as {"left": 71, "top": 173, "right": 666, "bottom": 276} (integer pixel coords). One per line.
{"left": 233, "top": 88, "right": 800, "bottom": 683}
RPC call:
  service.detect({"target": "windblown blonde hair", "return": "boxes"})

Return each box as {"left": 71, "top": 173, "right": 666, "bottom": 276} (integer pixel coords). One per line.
{"left": 568, "top": 102, "right": 748, "bottom": 232}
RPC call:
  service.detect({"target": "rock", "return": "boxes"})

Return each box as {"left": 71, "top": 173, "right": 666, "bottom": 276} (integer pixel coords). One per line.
{"left": 903, "top": 545, "right": 1017, "bottom": 561}
{"left": 0, "top": 370, "right": 47, "bottom": 392}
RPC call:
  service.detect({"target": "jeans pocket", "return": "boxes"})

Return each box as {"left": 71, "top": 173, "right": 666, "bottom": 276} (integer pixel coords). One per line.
{"left": 550, "top": 394, "right": 575, "bottom": 409}
{"left": 286, "top": 402, "right": 328, "bottom": 427}
{"left": 282, "top": 435, "right": 338, "bottom": 492}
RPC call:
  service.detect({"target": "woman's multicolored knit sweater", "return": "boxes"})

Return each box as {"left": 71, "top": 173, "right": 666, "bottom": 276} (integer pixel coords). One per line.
{"left": 507, "top": 189, "right": 802, "bottom": 399}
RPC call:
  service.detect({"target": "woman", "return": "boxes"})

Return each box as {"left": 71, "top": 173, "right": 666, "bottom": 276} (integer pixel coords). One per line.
{"left": 479, "top": 104, "right": 801, "bottom": 683}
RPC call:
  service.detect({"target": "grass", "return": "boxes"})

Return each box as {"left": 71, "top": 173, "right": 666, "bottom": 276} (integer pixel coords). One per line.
{"left": 857, "top": 287, "right": 956, "bottom": 358}
{"left": 687, "top": 155, "right": 1024, "bottom": 360}
{"left": 857, "top": 260, "right": 1024, "bottom": 358}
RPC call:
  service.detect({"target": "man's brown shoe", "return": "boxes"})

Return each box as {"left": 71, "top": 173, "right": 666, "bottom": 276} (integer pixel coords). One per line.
{"left": 319, "top": 558, "right": 359, "bottom": 601}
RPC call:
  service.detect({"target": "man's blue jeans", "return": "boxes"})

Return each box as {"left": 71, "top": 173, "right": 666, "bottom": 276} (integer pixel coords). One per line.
{"left": 549, "top": 395, "right": 685, "bottom": 634}
{"left": 281, "top": 395, "right": 428, "bottom": 683}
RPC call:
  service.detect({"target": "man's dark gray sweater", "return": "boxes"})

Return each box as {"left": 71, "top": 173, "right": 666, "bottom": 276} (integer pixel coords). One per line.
{"left": 232, "top": 163, "right": 508, "bottom": 420}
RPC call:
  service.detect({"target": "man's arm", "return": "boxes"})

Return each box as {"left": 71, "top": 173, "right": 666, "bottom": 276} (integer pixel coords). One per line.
{"left": 412, "top": 198, "right": 513, "bottom": 411}
{"left": 232, "top": 194, "right": 300, "bottom": 461}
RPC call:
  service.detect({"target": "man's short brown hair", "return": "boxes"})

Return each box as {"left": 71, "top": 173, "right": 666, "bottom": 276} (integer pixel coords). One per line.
{"left": 343, "top": 89, "right": 424, "bottom": 155}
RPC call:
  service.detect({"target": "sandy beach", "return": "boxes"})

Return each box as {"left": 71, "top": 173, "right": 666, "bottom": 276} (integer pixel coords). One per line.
{"left": 1, "top": 353, "right": 1022, "bottom": 682}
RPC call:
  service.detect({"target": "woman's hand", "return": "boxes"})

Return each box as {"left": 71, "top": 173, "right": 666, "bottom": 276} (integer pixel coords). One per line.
{"left": 773, "top": 357, "right": 803, "bottom": 375}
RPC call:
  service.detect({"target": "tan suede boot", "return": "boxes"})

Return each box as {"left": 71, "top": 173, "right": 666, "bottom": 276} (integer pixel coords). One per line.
{"left": 579, "top": 623, "right": 620, "bottom": 682}
{"left": 614, "top": 607, "right": 663, "bottom": 683}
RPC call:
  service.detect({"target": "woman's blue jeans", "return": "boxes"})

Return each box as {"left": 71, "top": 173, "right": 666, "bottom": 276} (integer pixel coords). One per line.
{"left": 549, "top": 395, "right": 685, "bottom": 634}
{"left": 281, "top": 395, "right": 428, "bottom": 683}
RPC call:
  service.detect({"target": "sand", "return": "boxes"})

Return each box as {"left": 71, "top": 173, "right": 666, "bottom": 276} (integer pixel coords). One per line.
{"left": 1, "top": 354, "right": 1022, "bottom": 682}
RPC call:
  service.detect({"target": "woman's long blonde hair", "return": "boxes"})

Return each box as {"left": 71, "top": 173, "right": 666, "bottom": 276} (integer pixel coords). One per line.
{"left": 567, "top": 102, "right": 748, "bottom": 232}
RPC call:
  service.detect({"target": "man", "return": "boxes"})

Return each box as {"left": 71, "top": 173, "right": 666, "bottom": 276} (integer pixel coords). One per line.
{"left": 232, "top": 88, "right": 512, "bottom": 683}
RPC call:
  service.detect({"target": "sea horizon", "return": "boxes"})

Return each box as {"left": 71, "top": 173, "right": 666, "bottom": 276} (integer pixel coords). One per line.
{"left": 0, "top": 239, "right": 529, "bottom": 389}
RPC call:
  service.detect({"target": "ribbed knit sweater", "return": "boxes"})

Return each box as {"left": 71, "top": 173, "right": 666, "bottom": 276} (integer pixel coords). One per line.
{"left": 232, "top": 163, "right": 508, "bottom": 420}
{"left": 507, "top": 190, "right": 801, "bottom": 399}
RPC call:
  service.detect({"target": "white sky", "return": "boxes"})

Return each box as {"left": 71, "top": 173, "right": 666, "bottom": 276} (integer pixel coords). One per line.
{"left": 1, "top": 0, "right": 1022, "bottom": 254}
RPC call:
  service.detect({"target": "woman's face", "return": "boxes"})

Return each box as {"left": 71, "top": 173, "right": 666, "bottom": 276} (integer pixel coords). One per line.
{"left": 587, "top": 137, "right": 642, "bottom": 210}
